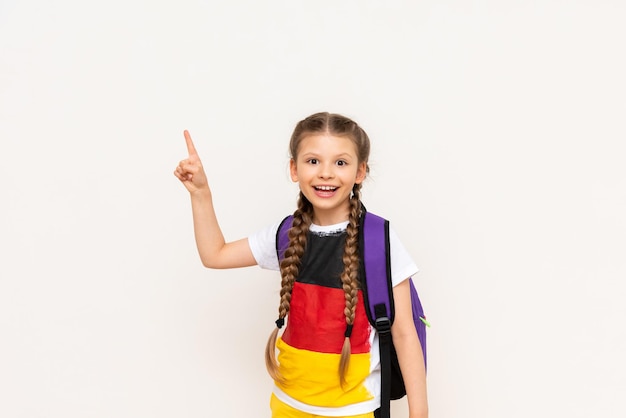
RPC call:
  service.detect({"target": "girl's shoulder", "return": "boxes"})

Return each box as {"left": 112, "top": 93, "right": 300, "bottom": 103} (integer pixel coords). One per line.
{"left": 248, "top": 219, "right": 283, "bottom": 271}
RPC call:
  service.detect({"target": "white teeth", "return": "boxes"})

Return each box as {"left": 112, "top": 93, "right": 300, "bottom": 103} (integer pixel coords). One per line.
{"left": 316, "top": 186, "right": 336, "bottom": 191}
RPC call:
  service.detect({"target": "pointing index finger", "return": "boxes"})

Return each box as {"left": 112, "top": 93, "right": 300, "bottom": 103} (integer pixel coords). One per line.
{"left": 183, "top": 130, "right": 198, "bottom": 157}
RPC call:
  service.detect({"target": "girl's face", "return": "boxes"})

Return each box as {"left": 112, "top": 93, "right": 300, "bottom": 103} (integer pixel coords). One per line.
{"left": 290, "top": 133, "right": 367, "bottom": 225}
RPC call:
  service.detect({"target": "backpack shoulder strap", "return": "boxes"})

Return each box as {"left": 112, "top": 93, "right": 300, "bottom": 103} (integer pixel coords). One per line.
{"left": 358, "top": 210, "right": 394, "bottom": 418}
{"left": 276, "top": 214, "right": 293, "bottom": 262}
{"left": 359, "top": 211, "right": 395, "bottom": 325}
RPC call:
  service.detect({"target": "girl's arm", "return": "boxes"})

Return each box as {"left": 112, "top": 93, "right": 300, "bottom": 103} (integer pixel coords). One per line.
{"left": 391, "top": 279, "right": 429, "bottom": 418}
{"left": 174, "top": 130, "right": 257, "bottom": 269}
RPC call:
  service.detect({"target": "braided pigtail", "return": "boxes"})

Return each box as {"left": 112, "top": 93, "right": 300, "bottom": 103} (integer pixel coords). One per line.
{"left": 264, "top": 192, "right": 313, "bottom": 382}
{"left": 338, "top": 183, "right": 364, "bottom": 386}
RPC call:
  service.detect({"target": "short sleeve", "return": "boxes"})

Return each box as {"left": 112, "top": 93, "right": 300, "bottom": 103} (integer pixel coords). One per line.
{"left": 388, "top": 226, "right": 419, "bottom": 287}
{"left": 248, "top": 221, "right": 281, "bottom": 271}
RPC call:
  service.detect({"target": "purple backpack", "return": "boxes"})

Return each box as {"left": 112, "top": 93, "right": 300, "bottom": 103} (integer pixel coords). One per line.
{"left": 276, "top": 210, "right": 428, "bottom": 418}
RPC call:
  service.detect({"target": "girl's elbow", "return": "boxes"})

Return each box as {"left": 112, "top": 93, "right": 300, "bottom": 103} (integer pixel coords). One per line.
{"left": 199, "top": 255, "right": 220, "bottom": 269}
{"left": 200, "top": 255, "right": 232, "bottom": 269}
{"left": 392, "top": 332, "right": 419, "bottom": 348}
{"left": 392, "top": 322, "right": 419, "bottom": 341}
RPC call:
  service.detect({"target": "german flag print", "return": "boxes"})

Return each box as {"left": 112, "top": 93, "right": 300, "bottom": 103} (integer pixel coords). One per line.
{"left": 275, "top": 281, "right": 374, "bottom": 407}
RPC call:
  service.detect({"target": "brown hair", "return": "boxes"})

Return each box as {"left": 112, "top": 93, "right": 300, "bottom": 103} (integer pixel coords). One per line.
{"left": 265, "top": 112, "right": 371, "bottom": 385}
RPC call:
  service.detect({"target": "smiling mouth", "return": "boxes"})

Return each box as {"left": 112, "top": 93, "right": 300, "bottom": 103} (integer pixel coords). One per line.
{"left": 314, "top": 186, "right": 338, "bottom": 191}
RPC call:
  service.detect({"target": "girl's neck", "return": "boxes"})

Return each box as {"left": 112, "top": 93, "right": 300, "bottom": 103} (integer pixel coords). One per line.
{"left": 312, "top": 208, "right": 350, "bottom": 226}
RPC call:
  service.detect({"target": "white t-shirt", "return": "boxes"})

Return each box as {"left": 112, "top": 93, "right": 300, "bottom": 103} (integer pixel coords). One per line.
{"left": 249, "top": 220, "right": 418, "bottom": 285}
{"left": 248, "top": 219, "right": 420, "bottom": 415}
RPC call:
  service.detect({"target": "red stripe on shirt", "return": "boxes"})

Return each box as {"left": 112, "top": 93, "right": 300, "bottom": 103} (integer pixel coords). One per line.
{"left": 282, "top": 282, "right": 371, "bottom": 354}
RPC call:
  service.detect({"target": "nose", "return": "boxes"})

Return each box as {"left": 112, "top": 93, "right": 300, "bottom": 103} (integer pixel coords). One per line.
{"left": 318, "top": 162, "right": 334, "bottom": 179}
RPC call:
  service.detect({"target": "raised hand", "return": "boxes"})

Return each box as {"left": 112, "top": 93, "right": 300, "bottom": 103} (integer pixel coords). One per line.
{"left": 173, "top": 130, "right": 256, "bottom": 268}
{"left": 174, "top": 130, "right": 210, "bottom": 194}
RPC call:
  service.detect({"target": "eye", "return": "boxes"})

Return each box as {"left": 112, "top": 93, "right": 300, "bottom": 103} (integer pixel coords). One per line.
{"left": 307, "top": 158, "right": 319, "bottom": 165}
{"left": 336, "top": 160, "right": 347, "bottom": 166}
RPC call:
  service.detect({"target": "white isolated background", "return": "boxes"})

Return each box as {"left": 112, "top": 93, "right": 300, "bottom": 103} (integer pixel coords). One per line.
{"left": 1, "top": 0, "right": 625, "bottom": 417}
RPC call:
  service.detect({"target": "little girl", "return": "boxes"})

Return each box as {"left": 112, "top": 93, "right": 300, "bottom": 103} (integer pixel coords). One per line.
{"left": 174, "top": 112, "right": 428, "bottom": 418}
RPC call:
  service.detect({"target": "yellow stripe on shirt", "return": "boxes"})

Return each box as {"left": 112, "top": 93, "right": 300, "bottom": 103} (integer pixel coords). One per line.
{"left": 275, "top": 337, "right": 374, "bottom": 407}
